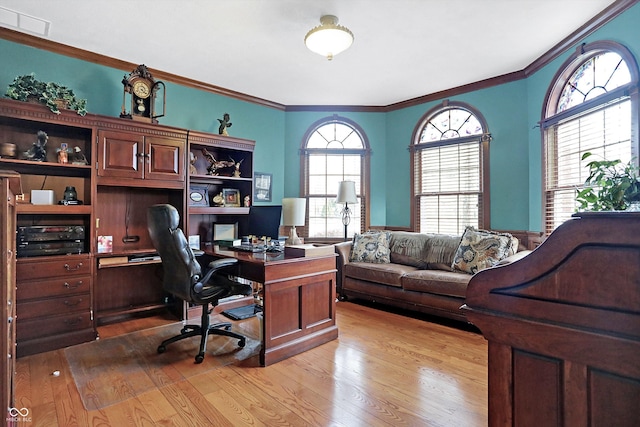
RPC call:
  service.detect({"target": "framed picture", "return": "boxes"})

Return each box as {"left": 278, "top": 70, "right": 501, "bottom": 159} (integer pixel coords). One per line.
{"left": 188, "top": 184, "right": 209, "bottom": 206}
{"left": 222, "top": 188, "right": 241, "bottom": 207}
{"left": 213, "top": 223, "right": 238, "bottom": 240}
{"left": 254, "top": 172, "right": 272, "bottom": 202}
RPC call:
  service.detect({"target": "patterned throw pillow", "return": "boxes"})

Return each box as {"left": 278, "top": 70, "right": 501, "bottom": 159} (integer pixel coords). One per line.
{"left": 349, "top": 231, "right": 391, "bottom": 263}
{"left": 452, "top": 227, "right": 514, "bottom": 274}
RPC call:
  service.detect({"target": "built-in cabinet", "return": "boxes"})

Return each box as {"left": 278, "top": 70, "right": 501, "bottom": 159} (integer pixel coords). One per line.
{"left": 97, "top": 128, "right": 185, "bottom": 187}
{"left": 0, "top": 100, "right": 96, "bottom": 357}
{"left": 1, "top": 170, "right": 21, "bottom": 419}
{"left": 0, "top": 98, "right": 256, "bottom": 354}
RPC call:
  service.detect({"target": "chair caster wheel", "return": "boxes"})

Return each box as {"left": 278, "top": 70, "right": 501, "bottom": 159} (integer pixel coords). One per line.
{"left": 238, "top": 338, "right": 246, "bottom": 348}
{"left": 157, "top": 345, "right": 166, "bottom": 354}
{"left": 195, "top": 354, "right": 204, "bottom": 364}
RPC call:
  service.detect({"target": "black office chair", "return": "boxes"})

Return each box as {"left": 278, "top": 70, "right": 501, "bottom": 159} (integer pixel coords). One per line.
{"left": 147, "top": 204, "right": 252, "bottom": 363}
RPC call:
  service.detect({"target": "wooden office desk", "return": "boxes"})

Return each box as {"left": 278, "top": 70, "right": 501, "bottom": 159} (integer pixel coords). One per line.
{"left": 206, "top": 246, "right": 339, "bottom": 366}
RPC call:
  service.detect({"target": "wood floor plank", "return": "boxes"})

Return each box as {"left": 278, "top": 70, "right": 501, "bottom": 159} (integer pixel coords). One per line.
{"left": 14, "top": 301, "right": 489, "bottom": 426}
{"left": 160, "top": 380, "right": 234, "bottom": 427}
{"left": 201, "top": 366, "right": 315, "bottom": 426}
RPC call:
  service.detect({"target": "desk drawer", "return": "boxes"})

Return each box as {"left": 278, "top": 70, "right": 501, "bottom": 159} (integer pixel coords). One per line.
{"left": 17, "top": 275, "right": 91, "bottom": 301}
{"left": 17, "top": 311, "right": 92, "bottom": 341}
{"left": 17, "top": 255, "right": 91, "bottom": 280}
{"left": 17, "top": 294, "right": 90, "bottom": 320}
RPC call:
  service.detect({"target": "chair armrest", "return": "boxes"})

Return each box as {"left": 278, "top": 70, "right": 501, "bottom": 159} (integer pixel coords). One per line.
{"left": 195, "top": 258, "right": 239, "bottom": 293}
{"left": 334, "top": 241, "right": 352, "bottom": 294}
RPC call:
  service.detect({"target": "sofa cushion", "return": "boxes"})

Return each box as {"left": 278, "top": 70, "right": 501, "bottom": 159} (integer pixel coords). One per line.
{"left": 389, "top": 232, "right": 430, "bottom": 269}
{"left": 423, "top": 234, "right": 461, "bottom": 271}
{"left": 452, "top": 227, "right": 514, "bottom": 274}
{"left": 349, "top": 231, "right": 391, "bottom": 263}
{"left": 345, "top": 262, "right": 417, "bottom": 288}
{"left": 402, "top": 269, "right": 471, "bottom": 298}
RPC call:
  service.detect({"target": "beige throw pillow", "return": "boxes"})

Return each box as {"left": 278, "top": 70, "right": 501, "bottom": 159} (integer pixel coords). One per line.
{"left": 452, "top": 227, "right": 514, "bottom": 274}
{"left": 349, "top": 231, "right": 391, "bottom": 264}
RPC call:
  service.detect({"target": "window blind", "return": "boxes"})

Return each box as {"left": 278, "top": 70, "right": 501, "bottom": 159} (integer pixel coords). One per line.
{"left": 544, "top": 97, "right": 631, "bottom": 234}
{"left": 415, "top": 140, "right": 482, "bottom": 235}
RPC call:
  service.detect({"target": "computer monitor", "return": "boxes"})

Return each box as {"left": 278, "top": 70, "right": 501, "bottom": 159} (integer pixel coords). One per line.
{"left": 247, "top": 205, "right": 282, "bottom": 240}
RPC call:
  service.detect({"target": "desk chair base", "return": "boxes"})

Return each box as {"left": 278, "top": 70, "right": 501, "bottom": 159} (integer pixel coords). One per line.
{"left": 157, "top": 303, "right": 246, "bottom": 364}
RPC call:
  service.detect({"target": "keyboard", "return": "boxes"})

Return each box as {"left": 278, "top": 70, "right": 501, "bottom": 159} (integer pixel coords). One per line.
{"left": 234, "top": 244, "right": 265, "bottom": 252}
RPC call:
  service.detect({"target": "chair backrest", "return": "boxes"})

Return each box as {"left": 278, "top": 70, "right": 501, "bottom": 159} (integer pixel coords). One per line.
{"left": 147, "top": 204, "right": 201, "bottom": 302}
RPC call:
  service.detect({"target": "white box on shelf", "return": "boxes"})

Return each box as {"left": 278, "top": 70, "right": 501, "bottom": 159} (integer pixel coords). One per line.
{"left": 30, "top": 189, "right": 55, "bottom": 205}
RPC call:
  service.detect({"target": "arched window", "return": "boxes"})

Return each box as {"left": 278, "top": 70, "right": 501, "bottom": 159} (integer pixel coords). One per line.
{"left": 542, "top": 41, "right": 639, "bottom": 234}
{"left": 411, "top": 101, "right": 490, "bottom": 235}
{"left": 301, "top": 116, "right": 370, "bottom": 240}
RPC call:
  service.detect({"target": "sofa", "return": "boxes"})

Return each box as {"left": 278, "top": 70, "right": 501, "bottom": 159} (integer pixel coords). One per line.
{"left": 335, "top": 228, "right": 536, "bottom": 322}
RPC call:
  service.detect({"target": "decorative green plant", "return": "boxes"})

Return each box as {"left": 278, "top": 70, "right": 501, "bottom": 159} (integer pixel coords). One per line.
{"left": 5, "top": 73, "right": 87, "bottom": 116}
{"left": 576, "top": 152, "right": 640, "bottom": 211}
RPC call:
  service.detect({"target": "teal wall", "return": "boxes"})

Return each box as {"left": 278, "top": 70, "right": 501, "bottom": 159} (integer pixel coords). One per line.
{"left": 1, "top": 3, "right": 639, "bottom": 231}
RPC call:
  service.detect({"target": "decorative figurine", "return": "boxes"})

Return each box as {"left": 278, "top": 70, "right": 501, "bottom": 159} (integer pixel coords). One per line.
{"left": 70, "top": 146, "right": 88, "bottom": 165}
{"left": 24, "top": 130, "right": 48, "bottom": 161}
{"left": 230, "top": 157, "right": 244, "bottom": 177}
{"left": 201, "top": 148, "right": 234, "bottom": 175}
{"left": 57, "top": 143, "right": 69, "bottom": 164}
{"left": 189, "top": 151, "right": 198, "bottom": 175}
{"left": 244, "top": 195, "right": 251, "bottom": 207}
{"left": 218, "top": 113, "right": 232, "bottom": 136}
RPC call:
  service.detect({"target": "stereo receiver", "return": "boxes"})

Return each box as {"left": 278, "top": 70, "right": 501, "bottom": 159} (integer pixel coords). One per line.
{"left": 18, "top": 225, "right": 85, "bottom": 242}
{"left": 17, "top": 225, "right": 85, "bottom": 257}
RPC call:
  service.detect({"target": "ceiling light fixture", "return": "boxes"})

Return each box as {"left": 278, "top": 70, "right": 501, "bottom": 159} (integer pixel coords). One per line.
{"left": 304, "top": 15, "right": 354, "bottom": 61}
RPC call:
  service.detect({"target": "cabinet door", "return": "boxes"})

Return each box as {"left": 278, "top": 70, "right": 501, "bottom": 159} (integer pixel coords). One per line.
{"left": 145, "top": 136, "right": 184, "bottom": 182}
{"left": 98, "top": 130, "right": 144, "bottom": 179}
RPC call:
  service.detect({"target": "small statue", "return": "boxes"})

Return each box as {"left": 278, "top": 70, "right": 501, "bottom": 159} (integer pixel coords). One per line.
{"left": 230, "top": 157, "right": 244, "bottom": 177}
{"left": 57, "top": 142, "right": 69, "bottom": 164}
{"left": 70, "top": 146, "right": 88, "bottom": 165}
{"left": 217, "top": 113, "right": 232, "bottom": 136}
{"left": 244, "top": 195, "right": 251, "bottom": 207}
{"left": 201, "top": 148, "right": 234, "bottom": 175}
{"left": 24, "top": 130, "right": 48, "bottom": 161}
{"left": 189, "top": 151, "right": 198, "bottom": 175}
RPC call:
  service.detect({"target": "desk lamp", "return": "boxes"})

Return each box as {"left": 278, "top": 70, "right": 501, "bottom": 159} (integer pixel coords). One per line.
{"left": 336, "top": 181, "right": 357, "bottom": 240}
{"left": 282, "top": 198, "right": 306, "bottom": 245}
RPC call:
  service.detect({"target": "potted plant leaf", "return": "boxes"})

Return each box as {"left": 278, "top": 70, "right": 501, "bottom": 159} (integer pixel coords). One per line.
{"left": 5, "top": 73, "right": 87, "bottom": 116}
{"left": 575, "top": 152, "right": 640, "bottom": 211}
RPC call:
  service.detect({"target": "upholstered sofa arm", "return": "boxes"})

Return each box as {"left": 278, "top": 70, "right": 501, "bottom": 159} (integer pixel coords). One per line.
{"left": 334, "top": 241, "right": 352, "bottom": 294}
{"left": 496, "top": 249, "right": 532, "bottom": 266}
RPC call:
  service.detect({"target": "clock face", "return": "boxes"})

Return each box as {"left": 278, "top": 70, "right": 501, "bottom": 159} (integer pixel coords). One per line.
{"left": 132, "top": 80, "right": 151, "bottom": 99}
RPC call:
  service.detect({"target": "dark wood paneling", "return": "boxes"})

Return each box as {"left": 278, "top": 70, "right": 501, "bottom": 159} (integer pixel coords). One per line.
{"left": 464, "top": 212, "right": 640, "bottom": 427}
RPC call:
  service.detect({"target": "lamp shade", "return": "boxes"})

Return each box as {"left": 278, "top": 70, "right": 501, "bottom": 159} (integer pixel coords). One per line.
{"left": 336, "top": 181, "right": 357, "bottom": 204}
{"left": 282, "top": 198, "right": 306, "bottom": 226}
{"left": 304, "top": 15, "right": 354, "bottom": 60}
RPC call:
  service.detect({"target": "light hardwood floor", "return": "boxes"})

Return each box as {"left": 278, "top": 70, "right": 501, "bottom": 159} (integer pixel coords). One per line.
{"left": 13, "top": 301, "right": 488, "bottom": 426}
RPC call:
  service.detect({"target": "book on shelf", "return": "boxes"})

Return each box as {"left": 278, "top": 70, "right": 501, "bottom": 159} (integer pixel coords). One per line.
{"left": 98, "top": 256, "right": 129, "bottom": 267}
{"left": 215, "top": 239, "right": 242, "bottom": 247}
{"left": 284, "top": 243, "right": 335, "bottom": 258}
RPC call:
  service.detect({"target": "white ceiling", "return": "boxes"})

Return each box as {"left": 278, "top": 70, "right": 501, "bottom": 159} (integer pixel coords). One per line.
{"left": 0, "top": 0, "right": 620, "bottom": 107}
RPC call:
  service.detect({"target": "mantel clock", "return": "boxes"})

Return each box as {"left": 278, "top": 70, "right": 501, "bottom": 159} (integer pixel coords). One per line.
{"left": 120, "top": 64, "right": 166, "bottom": 123}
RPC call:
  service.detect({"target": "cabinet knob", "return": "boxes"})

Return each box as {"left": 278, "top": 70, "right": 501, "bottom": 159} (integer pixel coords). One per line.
{"left": 7, "top": 316, "right": 13, "bottom": 324}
